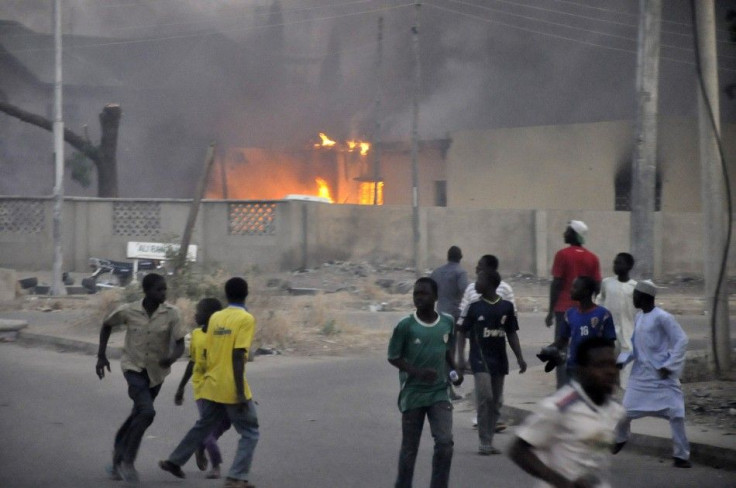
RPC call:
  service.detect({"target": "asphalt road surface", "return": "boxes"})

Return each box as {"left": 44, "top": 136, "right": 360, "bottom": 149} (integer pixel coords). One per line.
{"left": 0, "top": 343, "right": 733, "bottom": 488}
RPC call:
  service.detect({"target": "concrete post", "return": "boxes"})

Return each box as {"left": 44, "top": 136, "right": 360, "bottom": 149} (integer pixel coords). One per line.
{"left": 630, "top": 0, "right": 661, "bottom": 279}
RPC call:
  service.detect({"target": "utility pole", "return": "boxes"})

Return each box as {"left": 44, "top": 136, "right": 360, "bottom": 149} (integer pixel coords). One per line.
{"left": 52, "top": 0, "right": 66, "bottom": 296}
{"left": 695, "top": 0, "right": 731, "bottom": 374}
{"left": 630, "top": 0, "right": 661, "bottom": 280}
{"left": 372, "top": 16, "right": 383, "bottom": 206}
{"left": 410, "top": 2, "right": 421, "bottom": 276}
{"left": 175, "top": 142, "right": 216, "bottom": 274}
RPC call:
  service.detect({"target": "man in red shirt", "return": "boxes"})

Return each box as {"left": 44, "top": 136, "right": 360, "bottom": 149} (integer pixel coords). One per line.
{"left": 545, "top": 220, "right": 601, "bottom": 388}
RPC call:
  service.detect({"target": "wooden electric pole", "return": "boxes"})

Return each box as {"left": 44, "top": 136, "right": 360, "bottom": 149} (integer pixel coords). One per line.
{"left": 52, "top": 0, "right": 66, "bottom": 296}
{"left": 373, "top": 15, "right": 383, "bottom": 206}
{"left": 694, "top": 0, "right": 731, "bottom": 374}
{"left": 175, "top": 142, "right": 216, "bottom": 274}
{"left": 630, "top": 0, "right": 661, "bottom": 280}
{"left": 410, "top": 2, "right": 421, "bottom": 276}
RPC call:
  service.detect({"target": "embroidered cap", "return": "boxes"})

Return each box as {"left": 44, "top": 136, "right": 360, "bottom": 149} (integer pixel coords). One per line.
{"left": 635, "top": 279, "right": 658, "bottom": 297}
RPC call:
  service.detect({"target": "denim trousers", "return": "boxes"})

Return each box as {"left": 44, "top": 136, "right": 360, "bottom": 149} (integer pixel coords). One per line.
{"left": 195, "top": 398, "right": 232, "bottom": 467}
{"left": 474, "top": 372, "right": 504, "bottom": 450}
{"left": 113, "top": 370, "right": 162, "bottom": 465}
{"left": 169, "top": 399, "right": 259, "bottom": 481}
{"left": 395, "top": 401, "right": 453, "bottom": 488}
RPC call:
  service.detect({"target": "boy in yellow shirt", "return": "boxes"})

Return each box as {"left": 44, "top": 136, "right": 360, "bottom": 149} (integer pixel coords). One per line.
{"left": 174, "top": 297, "right": 231, "bottom": 479}
{"left": 160, "top": 277, "right": 259, "bottom": 488}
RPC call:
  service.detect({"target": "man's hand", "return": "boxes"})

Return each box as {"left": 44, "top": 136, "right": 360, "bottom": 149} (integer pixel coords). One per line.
{"left": 658, "top": 367, "right": 671, "bottom": 379}
{"left": 518, "top": 358, "right": 528, "bottom": 374}
{"left": 159, "top": 357, "right": 174, "bottom": 369}
{"left": 174, "top": 388, "right": 184, "bottom": 406}
{"left": 236, "top": 393, "right": 249, "bottom": 413}
{"left": 96, "top": 355, "right": 110, "bottom": 379}
{"left": 544, "top": 312, "right": 554, "bottom": 328}
{"left": 416, "top": 368, "right": 438, "bottom": 383}
{"left": 451, "top": 371, "right": 464, "bottom": 387}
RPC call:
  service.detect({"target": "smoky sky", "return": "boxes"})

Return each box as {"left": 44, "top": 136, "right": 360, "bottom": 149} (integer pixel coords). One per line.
{"left": 1, "top": 0, "right": 735, "bottom": 197}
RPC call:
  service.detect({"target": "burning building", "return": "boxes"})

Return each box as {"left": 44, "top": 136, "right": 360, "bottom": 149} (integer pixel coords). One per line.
{"left": 207, "top": 133, "right": 451, "bottom": 207}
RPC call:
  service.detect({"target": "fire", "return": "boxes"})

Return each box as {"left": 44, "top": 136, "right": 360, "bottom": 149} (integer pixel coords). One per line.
{"left": 315, "top": 177, "right": 334, "bottom": 203}
{"left": 315, "top": 132, "right": 336, "bottom": 148}
{"left": 318, "top": 134, "right": 371, "bottom": 156}
{"left": 359, "top": 181, "right": 383, "bottom": 205}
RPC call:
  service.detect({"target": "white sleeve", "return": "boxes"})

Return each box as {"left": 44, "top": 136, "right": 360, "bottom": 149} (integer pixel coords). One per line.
{"left": 498, "top": 281, "right": 516, "bottom": 310}
{"left": 515, "top": 397, "right": 560, "bottom": 449}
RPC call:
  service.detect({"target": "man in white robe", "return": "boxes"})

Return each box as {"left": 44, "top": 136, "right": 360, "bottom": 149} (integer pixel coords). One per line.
{"left": 613, "top": 280, "right": 691, "bottom": 468}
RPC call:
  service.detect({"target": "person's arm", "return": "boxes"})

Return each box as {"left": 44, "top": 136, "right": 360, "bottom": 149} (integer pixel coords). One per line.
{"left": 507, "top": 330, "right": 527, "bottom": 374}
{"left": 509, "top": 438, "right": 583, "bottom": 488}
{"left": 387, "top": 357, "right": 438, "bottom": 383}
{"left": 459, "top": 283, "right": 474, "bottom": 317}
{"left": 455, "top": 330, "right": 467, "bottom": 371}
{"left": 445, "top": 348, "right": 463, "bottom": 386}
{"left": 233, "top": 347, "right": 248, "bottom": 409}
{"left": 545, "top": 278, "right": 563, "bottom": 327}
{"left": 658, "top": 315, "right": 689, "bottom": 378}
{"left": 160, "top": 338, "right": 185, "bottom": 368}
{"left": 95, "top": 322, "right": 113, "bottom": 379}
{"left": 174, "top": 361, "right": 195, "bottom": 405}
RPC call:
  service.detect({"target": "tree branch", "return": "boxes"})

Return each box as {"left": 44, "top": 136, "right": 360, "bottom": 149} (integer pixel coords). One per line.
{"left": 0, "top": 100, "right": 100, "bottom": 164}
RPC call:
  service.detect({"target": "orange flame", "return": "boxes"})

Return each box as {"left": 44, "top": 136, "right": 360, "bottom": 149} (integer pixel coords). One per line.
{"left": 359, "top": 181, "right": 383, "bottom": 205}
{"left": 314, "top": 132, "right": 336, "bottom": 148}
{"left": 315, "top": 177, "right": 334, "bottom": 203}
{"left": 359, "top": 142, "right": 370, "bottom": 156}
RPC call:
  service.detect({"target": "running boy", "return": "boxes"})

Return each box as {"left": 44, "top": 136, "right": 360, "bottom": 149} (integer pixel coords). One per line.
{"left": 388, "top": 277, "right": 463, "bottom": 488}
{"left": 598, "top": 253, "right": 636, "bottom": 389}
{"left": 551, "top": 276, "right": 616, "bottom": 381}
{"left": 456, "top": 270, "right": 526, "bottom": 455}
{"left": 174, "top": 297, "right": 231, "bottom": 479}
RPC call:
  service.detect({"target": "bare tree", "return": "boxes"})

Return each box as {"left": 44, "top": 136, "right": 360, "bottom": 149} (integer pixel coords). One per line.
{"left": 0, "top": 101, "right": 121, "bottom": 197}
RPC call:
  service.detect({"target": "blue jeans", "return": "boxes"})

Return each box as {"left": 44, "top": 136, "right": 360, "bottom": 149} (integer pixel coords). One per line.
{"left": 113, "top": 370, "right": 162, "bottom": 465}
{"left": 395, "top": 401, "right": 453, "bottom": 488}
{"left": 196, "top": 399, "right": 232, "bottom": 467}
{"left": 169, "top": 399, "right": 259, "bottom": 481}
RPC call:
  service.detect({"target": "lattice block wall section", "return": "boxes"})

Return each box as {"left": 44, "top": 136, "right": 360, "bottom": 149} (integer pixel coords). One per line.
{"left": 113, "top": 202, "right": 162, "bottom": 237}
{"left": 0, "top": 200, "right": 45, "bottom": 233}
{"left": 228, "top": 203, "right": 276, "bottom": 235}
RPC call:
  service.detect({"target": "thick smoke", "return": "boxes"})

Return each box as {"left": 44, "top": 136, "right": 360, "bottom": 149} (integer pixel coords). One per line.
{"left": 0, "top": 0, "right": 734, "bottom": 197}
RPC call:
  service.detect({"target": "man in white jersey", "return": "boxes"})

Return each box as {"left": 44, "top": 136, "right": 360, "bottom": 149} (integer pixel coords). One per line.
{"left": 509, "top": 337, "right": 623, "bottom": 488}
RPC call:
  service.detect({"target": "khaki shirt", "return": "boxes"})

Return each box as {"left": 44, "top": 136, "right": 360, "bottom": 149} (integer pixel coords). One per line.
{"left": 105, "top": 300, "right": 187, "bottom": 387}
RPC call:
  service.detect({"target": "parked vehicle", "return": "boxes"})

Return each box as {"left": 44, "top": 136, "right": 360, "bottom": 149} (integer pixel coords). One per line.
{"left": 81, "top": 257, "right": 161, "bottom": 293}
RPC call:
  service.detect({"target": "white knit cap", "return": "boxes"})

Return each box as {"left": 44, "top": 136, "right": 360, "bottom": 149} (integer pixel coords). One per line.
{"left": 568, "top": 220, "right": 588, "bottom": 237}
{"left": 635, "top": 279, "right": 658, "bottom": 297}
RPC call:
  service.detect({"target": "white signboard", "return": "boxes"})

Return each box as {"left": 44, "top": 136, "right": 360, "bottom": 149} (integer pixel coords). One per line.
{"left": 127, "top": 241, "right": 197, "bottom": 261}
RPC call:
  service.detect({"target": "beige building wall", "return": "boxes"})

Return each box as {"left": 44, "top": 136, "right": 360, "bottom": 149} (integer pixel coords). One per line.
{"left": 446, "top": 119, "right": 736, "bottom": 212}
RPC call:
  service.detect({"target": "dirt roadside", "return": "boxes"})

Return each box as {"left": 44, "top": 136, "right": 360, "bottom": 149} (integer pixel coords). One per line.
{"left": 2, "top": 263, "right": 735, "bottom": 435}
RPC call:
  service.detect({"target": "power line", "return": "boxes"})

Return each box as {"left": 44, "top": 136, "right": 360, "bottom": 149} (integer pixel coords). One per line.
{"left": 3, "top": 3, "right": 413, "bottom": 54}
{"left": 444, "top": 0, "right": 736, "bottom": 59}
{"left": 107, "top": 0, "right": 380, "bottom": 33}
{"left": 423, "top": 2, "right": 736, "bottom": 74}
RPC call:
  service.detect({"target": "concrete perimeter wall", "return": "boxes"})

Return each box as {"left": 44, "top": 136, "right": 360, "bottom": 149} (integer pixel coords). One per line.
{"left": 0, "top": 196, "right": 733, "bottom": 279}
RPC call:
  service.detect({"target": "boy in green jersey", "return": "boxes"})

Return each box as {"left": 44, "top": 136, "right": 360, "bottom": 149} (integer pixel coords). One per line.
{"left": 388, "top": 277, "right": 464, "bottom": 488}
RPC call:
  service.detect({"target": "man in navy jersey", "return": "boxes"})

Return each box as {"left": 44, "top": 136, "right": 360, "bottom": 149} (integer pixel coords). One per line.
{"left": 456, "top": 270, "right": 527, "bottom": 455}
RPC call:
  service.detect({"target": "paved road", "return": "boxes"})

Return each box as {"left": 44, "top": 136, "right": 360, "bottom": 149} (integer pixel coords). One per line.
{"left": 1, "top": 344, "right": 733, "bottom": 488}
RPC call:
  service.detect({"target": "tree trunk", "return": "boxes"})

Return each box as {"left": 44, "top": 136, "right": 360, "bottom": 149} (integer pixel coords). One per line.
{"left": 98, "top": 104, "right": 121, "bottom": 198}
{"left": 0, "top": 100, "right": 121, "bottom": 197}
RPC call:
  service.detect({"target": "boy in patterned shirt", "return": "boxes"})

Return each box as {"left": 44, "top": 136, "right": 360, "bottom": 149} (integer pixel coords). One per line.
{"left": 551, "top": 276, "right": 616, "bottom": 382}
